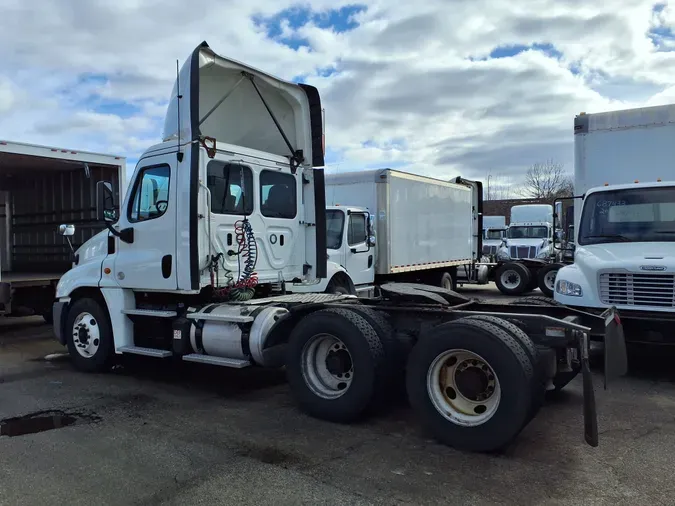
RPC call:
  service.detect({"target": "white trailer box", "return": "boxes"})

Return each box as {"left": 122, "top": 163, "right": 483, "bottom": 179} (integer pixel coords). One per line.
{"left": 0, "top": 140, "right": 126, "bottom": 321}
{"left": 325, "top": 169, "right": 475, "bottom": 276}
{"left": 483, "top": 215, "right": 506, "bottom": 231}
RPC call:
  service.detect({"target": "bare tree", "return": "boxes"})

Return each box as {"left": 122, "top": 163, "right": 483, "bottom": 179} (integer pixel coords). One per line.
{"left": 485, "top": 173, "right": 515, "bottom": 200}
{"left": 519, "top": 160, "right": 573, "bottom": 200}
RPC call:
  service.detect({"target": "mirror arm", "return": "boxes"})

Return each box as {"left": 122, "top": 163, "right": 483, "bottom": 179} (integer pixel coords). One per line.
{"left": 105, "top": 222, "right": 134, "bottom": 244}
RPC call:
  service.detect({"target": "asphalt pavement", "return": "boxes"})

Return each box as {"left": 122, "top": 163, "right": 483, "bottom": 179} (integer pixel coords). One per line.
{"left": 2, "top": 288, "right": 675, "bottom": 505}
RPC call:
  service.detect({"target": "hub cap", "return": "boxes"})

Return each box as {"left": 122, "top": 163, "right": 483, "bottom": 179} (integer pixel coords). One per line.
{"left": 544, "top": 269, "right": 558, "bottom": 290}
{"left": 72, "top": 312, "right": 101, "bottom": 358}
{"left": 301, "top": 334, "right": 353, "bottom": 399}
{"left": 427, "top": 349, "right": 501, "bottom": 426}
{"left": 501, "top": 269, "right": 522, "bottom": 289}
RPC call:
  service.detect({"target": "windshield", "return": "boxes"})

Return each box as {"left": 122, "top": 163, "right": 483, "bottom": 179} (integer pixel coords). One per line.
{"left": 507, "top": 226, "right": 548, "bottom": 239}
{"left": 485, "top": 229, "right": 504, "bottom": 240}
{"left": 326, "top": 209, "right": 345, "bottom": 250}
{"left": 578, "top": 187, "right": 675, "bottom": 245}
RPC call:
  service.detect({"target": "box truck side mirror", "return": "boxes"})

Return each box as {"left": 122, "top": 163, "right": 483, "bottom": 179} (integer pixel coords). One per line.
{"left": 58, "top": 224, "right": 75, "bottom": 237}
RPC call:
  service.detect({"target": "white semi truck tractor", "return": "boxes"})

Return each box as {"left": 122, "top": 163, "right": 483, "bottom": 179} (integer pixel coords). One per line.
{"left": 554, "top": 106, "right": 675, "bottom": 345}
{"left": 52, "top": 42, "right": 626, "bottom": 452}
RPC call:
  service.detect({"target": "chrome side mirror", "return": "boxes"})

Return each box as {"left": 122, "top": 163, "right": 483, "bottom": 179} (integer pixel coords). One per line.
{"left": 367, "top": 235, "right": 376, "bottom": 247}
{"left": 58, "top": 224, "right": 75, "bottom": 236}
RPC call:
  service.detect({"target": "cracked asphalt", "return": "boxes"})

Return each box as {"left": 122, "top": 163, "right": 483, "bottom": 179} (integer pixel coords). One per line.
{"left": 2, "top": 289, "right": 675, "bottom": 505}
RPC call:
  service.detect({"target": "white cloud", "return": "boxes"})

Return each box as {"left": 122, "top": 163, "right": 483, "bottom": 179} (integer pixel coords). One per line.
{"left": 0, "top": 0, "right": 674, "bottom": 184}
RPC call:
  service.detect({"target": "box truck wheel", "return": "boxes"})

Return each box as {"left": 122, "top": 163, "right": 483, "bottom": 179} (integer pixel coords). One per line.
{"left": 537, "top": 263, "right": 562, "bottom": 298}
{"left": 65, "top": 298, "right": 114, "bottom": 373}
{"left": 406, "top": 318, "right": 533, "bottom": 452}
{"left": 440, "top": 271, "right": 457, "bottom": 292}
{"left": 286, "top": 308, "right": 388, "bottom": 423}
{"left": 495, "top": 262, "right": 531, "bottom": 295}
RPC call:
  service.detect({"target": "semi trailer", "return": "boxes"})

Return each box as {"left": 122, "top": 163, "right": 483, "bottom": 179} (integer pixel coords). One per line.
{"left": 0, "top": 140, "right": 125, "bottom": 321}
{"left": 52, "top": 42, "right": 626, "bottom": 452}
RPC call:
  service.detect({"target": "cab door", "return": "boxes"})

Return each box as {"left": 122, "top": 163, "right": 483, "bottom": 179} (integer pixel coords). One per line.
{"left": 111, "top": 153, "right": 177, "bottom": 290}
{"left": 344, "top": 211, "right": 373, "bottom": 286}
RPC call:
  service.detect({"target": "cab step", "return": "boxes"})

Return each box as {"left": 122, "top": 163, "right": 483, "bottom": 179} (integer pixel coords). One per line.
{"left": 181, "top": 354, "right": 250, "bottom": 368}
{"left": 122, "top": 309, "right": 177, "bottom": 318}
{"left": 118, "top": 346, "right": 172, "bottom": 358}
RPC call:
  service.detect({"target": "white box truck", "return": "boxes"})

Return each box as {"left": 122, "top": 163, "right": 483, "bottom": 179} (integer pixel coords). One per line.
{"left": 554, "top": 105, "right": 675, "bottom": 343}
{"left": 0, "top": 140, "right": 125, "bottom": 322}
{"left": 50, "top": 41, "right": 626, "bottom": 452}
{"left": 287, "top": 169, "right": 480, "bottom": 296}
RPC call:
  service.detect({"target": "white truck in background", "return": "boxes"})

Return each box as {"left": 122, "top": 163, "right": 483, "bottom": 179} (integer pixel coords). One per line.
{"left": 0, "top": 140, "right": 125, "bottom": 322}
{"left": 287, "top": 169, "right": 482, "bottom": 296}
{"left": 555, "top": 105, "right": 675, "bottom": 344}
{"left": 482, "top": 215, "right": 507, "bottom": 258}
{"left": 50, "top": 42, "right": 626, "bottom": 452}
{"left": 492, "top": 203, "right": 562, "bottom": 296}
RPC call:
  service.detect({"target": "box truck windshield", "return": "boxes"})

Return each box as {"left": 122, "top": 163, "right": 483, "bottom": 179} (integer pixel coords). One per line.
{"left": 507, "top": 225, "right": 548, "bottom": 239}
{"left": 578, "top": 187, "right": 675, "bottom": 245}
{"left": 485, "top": 229, "right": 504, "bottom": 240}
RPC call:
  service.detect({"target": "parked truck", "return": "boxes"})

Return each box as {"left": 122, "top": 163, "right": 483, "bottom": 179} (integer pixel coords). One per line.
{"left": 287, "top": 169, "right": 479, "bottom": 296}
{"left": 0, "top": 140, "right": 125, "bottom": 322}
{"left": 554, "top": 105, "right": 675, "bottom": 344}
{"left": 52, "top": 42, "right": 626, "bottom": 452}
{"left": 482, "top": 215, "right": 507, "bottom": 257}
{"left": 493, "top": 203, "right": 562, "bottom": 296}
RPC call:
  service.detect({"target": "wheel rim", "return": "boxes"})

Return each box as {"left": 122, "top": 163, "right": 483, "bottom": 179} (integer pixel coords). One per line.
{"left": 301, "top": 333, "right": 353, "bottom": 399}
{"left": 500, "top": 269, "right": 521, "bottom": 290}
{"left": 72, "top": 312, "right": 101, "bottom": 358}
{"left": 544, "top": 269, "right": 558, "bottom": 290}
{"left": 427, "top": 349, "right": 501, "bottom": 427}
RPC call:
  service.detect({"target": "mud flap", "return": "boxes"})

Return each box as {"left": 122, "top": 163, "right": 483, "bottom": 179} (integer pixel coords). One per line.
{"left": 580, "top": 329, "right": 598, "bottom": 447}
{"left": 603, "top": 309, "right": 628, "bottom": 389}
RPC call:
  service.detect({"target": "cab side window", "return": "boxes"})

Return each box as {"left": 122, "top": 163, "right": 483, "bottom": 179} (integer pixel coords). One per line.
{"left": 128, "top": 165, "right": 171, "bottom": 222}
{"left": 207, "top": 162, "right": 253, "bottom": 215}
{"left": 260, "top": 170, "right": 297, "bottom": 219}
{"left": 348, "top": 214, "right": 367, "bottom": 246}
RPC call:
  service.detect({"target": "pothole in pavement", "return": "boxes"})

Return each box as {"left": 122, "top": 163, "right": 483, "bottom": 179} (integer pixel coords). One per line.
{"left": 0, "top": 410, "right": 100, "bottom": 437}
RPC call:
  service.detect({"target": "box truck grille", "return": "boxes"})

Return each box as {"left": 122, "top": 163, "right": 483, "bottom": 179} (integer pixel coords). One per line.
{"left": 599, "top": 272, "right": 675, "bottom": 308}
{"left": 510, "top": 246, "right": 537, "bottom": 259}
{"left": 482, "top": 245, "right": 497, "bottom": 255}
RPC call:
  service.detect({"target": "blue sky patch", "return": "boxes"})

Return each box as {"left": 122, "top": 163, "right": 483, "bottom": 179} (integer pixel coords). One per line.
{"left": 489, "top": 42, "right": 562, "bottom": 60}
{"left": 254, "top": 4, "right": 366, "bottom": 50}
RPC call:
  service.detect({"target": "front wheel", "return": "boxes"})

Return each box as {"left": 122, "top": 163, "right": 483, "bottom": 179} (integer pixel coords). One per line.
{"left": 495, "top": 262, "right": 531, "bottom": 295}
{"left": 65, "top": 298, "right": 114, "bottom": 373}
{"left": 537, "top": 263, "right": 562, "bottom": 298}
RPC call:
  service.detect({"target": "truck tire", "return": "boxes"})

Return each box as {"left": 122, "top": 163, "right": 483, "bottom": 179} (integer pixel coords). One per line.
{"left": 326, "top": 278, "right": 352, "bottom": 295}
{"left": 495, "top": 262, "right": 531, "bottom": 296}
{"left": 509, "top": 296, "right": 562, "bottom": 307}
{"left": 286, "top": 308, "right": 388, "bottom": 423}
{"left": 462, "top": 316, "right": 546, "bottom": 423}
{"left": 65, "top": 298, "right": 115, "bottom": 373}
{"left": 440, "top": 271, "right": 457, "bottom": 292}
{"left": 406, "top": 318, "right": 533, "bottom": 452}
{"left": 537, "top": 263, "right": 562, "bottom": 298}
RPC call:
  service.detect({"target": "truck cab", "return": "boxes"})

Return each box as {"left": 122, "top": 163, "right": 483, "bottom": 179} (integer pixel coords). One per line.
{"left": 482, "top": 227, "right": 507, "bottom": 258}
{"left": 498, "top": 204, "right": 557, "bottom": 261}
{"left": 555, "top": 181, "right": 675, "bottom": 340}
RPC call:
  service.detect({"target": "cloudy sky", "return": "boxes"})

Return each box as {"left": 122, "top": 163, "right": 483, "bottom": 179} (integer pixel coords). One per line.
{"left": 1, "top": 0, "right": 674, "bottom": 186}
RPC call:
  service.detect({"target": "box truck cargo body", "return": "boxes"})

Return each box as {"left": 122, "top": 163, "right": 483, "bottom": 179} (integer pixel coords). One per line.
{"left": 554, "top": 105, "right": 675, "bottom": 343}
{"left": 0, "top": 140, "right": 125, "bottom": 321}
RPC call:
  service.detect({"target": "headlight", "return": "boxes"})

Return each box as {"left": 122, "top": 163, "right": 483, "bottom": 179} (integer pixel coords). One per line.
{"left": 556, "top": 279, "right": 582, "bottom": 297}
{"left": 536, "top": 248, "right": 549, "bottom": 259}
